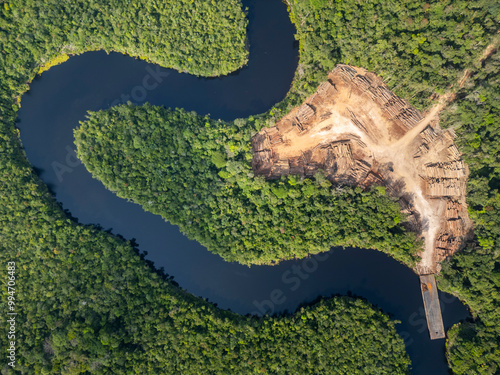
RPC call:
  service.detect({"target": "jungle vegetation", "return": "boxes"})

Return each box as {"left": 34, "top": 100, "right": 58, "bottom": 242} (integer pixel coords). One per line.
{"left": 437, "top": 48, "right": 500, "bottom": 375}
{"left": 0, "top": 0, "right": 499, "bottom": 373}
{"left": 75, "top": 0, "right": 500, "bottom": 373}
{"left": 285, "top": 0, "right": 499, "bottom": 110}
{"left": 1, "top": 219, "right": 411, "bottom": 373}
{"left": 76, "top": 0, "right": 500, "bottom": 373}
{"left": 286, "top": 2, "right": 500, "bottom": 371}
{"left": 0, "top": 0, "right": 412, "bottom": 373}
{"left": 0, "top": 0, "right": 248, "bottom": 80}
{"left": 75, "top": 105, "right": 419, "bottom": 266}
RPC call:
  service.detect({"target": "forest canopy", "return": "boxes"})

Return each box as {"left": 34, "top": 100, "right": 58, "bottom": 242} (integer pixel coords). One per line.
{"left": 0, "top": 0, "right": 499, "bottom": 373}
{"left": 0, "top": 0, "right": 413, "bottom": 373}
{"left": 75, "top": 104, "right": 419, "bottom": 266}
{"left": 437, "top": 48, "right": 500, "bottom": 374}
{"left": 75, "top": 0, "right": 500, "bottom": 373}
{"left": 286, "top": 0, "right": 499, "bottom": 110}
{"left": 0, "top": 0, "right": 248, "bottom": 89}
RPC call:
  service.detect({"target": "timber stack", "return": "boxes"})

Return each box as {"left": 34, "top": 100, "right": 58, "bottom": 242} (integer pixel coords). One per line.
{"left": 252, "top": 63, "right": 472, "bottom": 266}
{"left": 251, "top": 64, "right": 474, "bottom": 341}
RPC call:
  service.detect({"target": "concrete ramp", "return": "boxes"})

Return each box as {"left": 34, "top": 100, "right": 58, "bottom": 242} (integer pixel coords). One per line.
{"left": 419, "top": 275, "right": 445, "bottom": 339}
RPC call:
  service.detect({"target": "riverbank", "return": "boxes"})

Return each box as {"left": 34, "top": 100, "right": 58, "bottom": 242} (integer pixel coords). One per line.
{"left": 252, "top": 65, "right": 473, "bottom": 275}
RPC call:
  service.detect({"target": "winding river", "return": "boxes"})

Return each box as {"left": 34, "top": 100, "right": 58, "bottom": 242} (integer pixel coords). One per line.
{"left": 17, "top": 0, "right": 469, "bottom": 374}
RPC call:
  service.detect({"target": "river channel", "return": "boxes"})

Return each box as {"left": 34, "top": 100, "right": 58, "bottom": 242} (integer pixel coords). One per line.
{"left": 17, "top": 1, "right": 469, "bottom": 373}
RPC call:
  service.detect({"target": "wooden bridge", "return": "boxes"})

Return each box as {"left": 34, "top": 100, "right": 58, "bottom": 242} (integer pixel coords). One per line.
{"left": 420, "top": 275, "right": 445, "bottom": 340}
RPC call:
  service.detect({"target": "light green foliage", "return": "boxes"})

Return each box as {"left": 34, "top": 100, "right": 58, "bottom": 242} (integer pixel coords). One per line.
{"left": 445, "top": 321, "right": 500, "bottom": 375}
{"left": 287, "top": 0, "right": 499, "bottom": 109}
{"left": 281, "top": 3, "right": 500, "bottom": 369}
{"left": 438, "top": 49, "right": 500, "bottom": 374}
{"left": 0, "top": 0, "right": 248, "bottom": 85}
{"left": 76, "top": 104, "right": 419, "bottom": 266}
{"left": 1, "top": 0, "right": 499, "bottom": 372}
{"left": 0, "top": 0, "right": 413, "bottom": 373}
{"left": 441, "top": 51, "right": 500, "bottom": 253}
{"left": 1, "top": 221, "right": 412, "bottom": 373}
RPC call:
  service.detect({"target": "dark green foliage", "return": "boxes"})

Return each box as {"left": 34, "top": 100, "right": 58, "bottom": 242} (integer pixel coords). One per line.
{"left": 441, "top": 50, "right": 500, "bottom": 251}
{"left": 75, "top": 104, "right": 419, "bottom": 266}
{"left": 0, "top": 0, "right": 248, "bottom": 93}
{"left": 287, "top": 0, "right": 499, "bottom": 109}
{"left": 0, "top": 220, "right": 411, "bottom": 373}
{"left": 446, "top": 322, "right": 500, "bottom": 375}
{"left": 438, "top": 49, "right": 500, "bottom": 374}
{"left": 282, "top": 2, "right": 500, "bottom": 370}
{"left": 0, "top": 0, "right": 413, "bottom": 373}
{"left": 1, "top": 0, "right": 499, "bottom": 372}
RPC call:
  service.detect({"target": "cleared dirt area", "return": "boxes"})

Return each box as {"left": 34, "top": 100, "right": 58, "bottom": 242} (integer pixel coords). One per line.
{"left": 252, "top": 65, "right": 473, "bottom": 274}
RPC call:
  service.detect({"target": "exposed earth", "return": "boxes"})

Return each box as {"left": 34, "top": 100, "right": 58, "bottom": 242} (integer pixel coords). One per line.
{"left": 252, "top": 65, "right": 473, "bottom": 274}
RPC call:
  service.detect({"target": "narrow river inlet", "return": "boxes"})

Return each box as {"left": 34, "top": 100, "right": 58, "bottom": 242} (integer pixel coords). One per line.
{"left": 17, "top": 1, "right": 469, "bottom": 374}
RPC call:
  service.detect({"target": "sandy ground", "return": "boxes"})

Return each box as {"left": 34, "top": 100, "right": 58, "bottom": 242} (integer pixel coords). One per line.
{"left": 254, "top": 62, "right": 481, "bottom": 274}
{"left": 256, "top": 39, "right": 498, "bottom": 271}
{"left": 272, "top": 98, "right": 450, "bottom": 272}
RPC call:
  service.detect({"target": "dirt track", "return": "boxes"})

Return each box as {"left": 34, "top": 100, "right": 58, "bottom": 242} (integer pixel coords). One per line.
{"left": 252, "top": 65, "right": 473, "bottom": 274}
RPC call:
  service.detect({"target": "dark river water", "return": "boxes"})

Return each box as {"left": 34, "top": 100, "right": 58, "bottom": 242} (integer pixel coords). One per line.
{"left": 17, "top": 0, "right": 469, "bottom": 373}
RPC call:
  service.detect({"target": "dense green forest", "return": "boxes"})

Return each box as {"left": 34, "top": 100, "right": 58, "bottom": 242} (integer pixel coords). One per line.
{"left": 1, "top": 222, "right": 411, "bottom": 373}
{"left": 284, "top": 0, "right": 499, "bottom": 110}
{"left": 276, "top": 4, "right": 500, "bottom": 371}
{"left": 75, "top": 105, "right": 419, "bottom": 266}
{"left": 437, "top": 48, "right": 500, "bottom": 374}
{"left": 0, "top": 0, "right": 412, "bottom": 373}
{"left": 75, "top": 0, "right": 500, "bottom": 373}
{"left": 1, "top": 0, "right": 500, "bottom": 373}
{"left": 0, "top": 0, "right": 248, "bottom": 82}
{"left": 74, "top": 1, "right": 500, "bottom": 373}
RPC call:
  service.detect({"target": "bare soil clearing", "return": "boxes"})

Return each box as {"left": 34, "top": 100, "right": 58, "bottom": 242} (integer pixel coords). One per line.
{"left": 252, "top": 65, "right": 473, "bottom": 274}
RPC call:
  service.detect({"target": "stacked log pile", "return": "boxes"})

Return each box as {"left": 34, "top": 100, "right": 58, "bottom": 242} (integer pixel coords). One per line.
{"left": 435, "top": 233, "right": 460, "bottom": 260}
{"left": 420, "top": 125, "right": 438, "bottom": 144}
{"left": 348, "top": 160, "right": 371, "bottom": 182}
{"left": 348, "top": 133, "right": 367, "bottom": 148}
{"left": 352, "top": 74, "right": 373, "bottom": 92}
{"left": 288, "top": 155, "right": 306, "bottom": 176}
{"left": 269, "top": 131, "right": 284, "bottom": 146}
{"left": 347, "top": 108, "right": 368, "bottom": 133}
{"left": 269, "top": 159, "right": 290, "bottom": 178}
{"left": 295, "top": 104, "right": 316, "bottom": 132}
{"left": 252, "top": 132, "right": 273, "bottom": 173}
{"left": 413, "top": 122, "right": 469, "bottom": 261}
{"left": 331, "top": 142, "right": 354, "bottom": 174}
{"left": 334, "top": 64, "right": 423, "bottom": 133}
{"left": 336, "top": 65, "right": 357, "bottom": 82}
{"left": 252, "top": 132, "right": 271, "bottom": 152}
{"left": 251, "top": 62, "right": 426, "bottom": 189}
{"left": 361, "top": 171, "right": 384, "bottom": 189}
{"left": 394, "top": 106, "right": 423, "bottom": 130}
{"left": 424, "top": 178, "right": 466, "bottom": 197}
{"left": 435, "top": 199, "right": 468, "bottom": 261}
{"left": 448, "top": 145, "right": 461, "bottom": 160}
{"left": 419, "top": 124, "right": 468, "bottom": 200}
{"left": 253, "top": 150, "right": 273, "bottom": 173}
{"left": 370, "top": 86, "right": 395, "bottom": 106}
{"left": 414, "top": 144, "right": 429, "bottom": 158}
{"left": 315, "top": 81, "right": 337, "bottom": 103}
{"left": 425, "top": 160, "right": 466, "bottom": 179}
{"left": 445, "top": 199, "right": 462, "bottom": 219}
{"left": 251, "top": 63, "right": 471, "bottom": 268}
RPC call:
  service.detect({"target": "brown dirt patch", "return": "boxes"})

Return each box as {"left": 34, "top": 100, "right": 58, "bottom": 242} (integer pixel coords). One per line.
{"left": 252, "top": 65, "right": 473, "bottom": 274}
